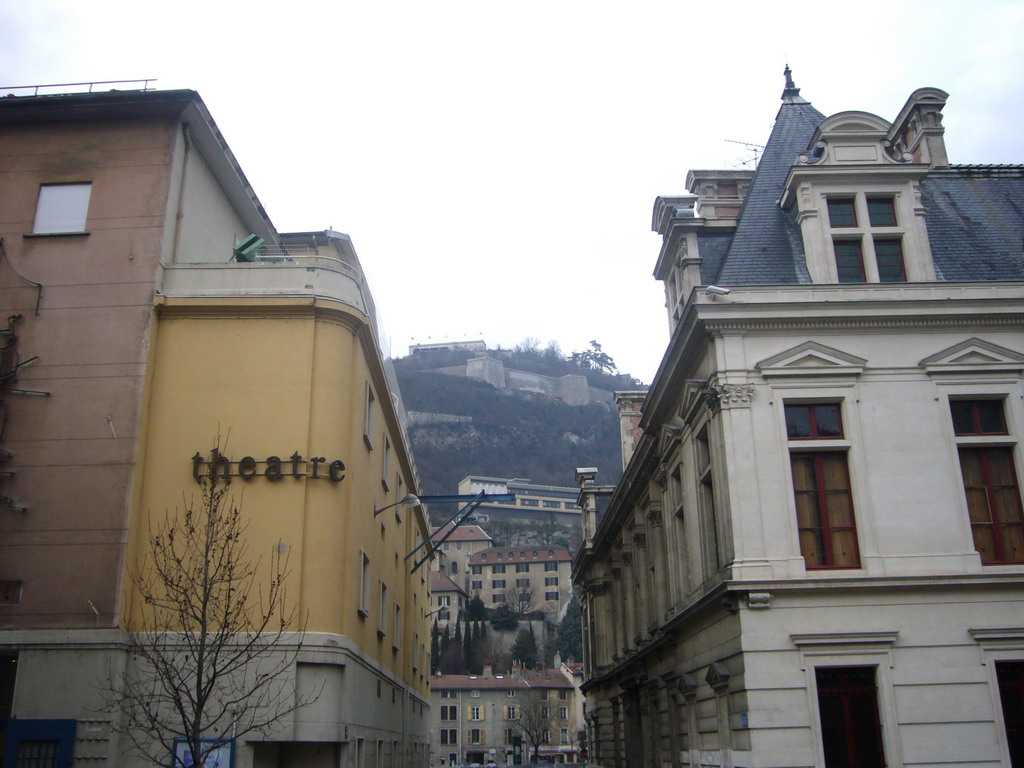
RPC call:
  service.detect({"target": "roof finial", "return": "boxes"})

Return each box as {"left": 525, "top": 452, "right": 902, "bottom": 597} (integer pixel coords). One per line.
{"left": 781, "top": 64, "right": 808, "bottom": 104}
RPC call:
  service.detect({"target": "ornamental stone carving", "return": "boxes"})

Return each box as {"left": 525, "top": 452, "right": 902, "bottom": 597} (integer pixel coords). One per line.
{"left": 611, "top": 567, "right": 622, "bottom": 580}
{"left": 647, "top": 508, "right": 663, "bottom": 528}
{"left": 746, "top": 591, "right": 773, "bottom": 610}
{"left": 622, "top": 551, "right": 634, "bottom": 565}
{"left": 709, "top": 383, "right": 755, "bottom": 411}
{"left": 633, "top": 532, "right": 647, "bottom": 549}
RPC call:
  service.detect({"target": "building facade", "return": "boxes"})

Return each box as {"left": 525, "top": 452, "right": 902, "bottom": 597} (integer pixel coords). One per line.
{"left": 0, "top": 87, "right": 431, "bottom": 768}
{"left": 430, "top": 570, "right": 468, "bottom": 631}
{"left": 459, "top": 475, "right": 582, "bottom": 529}
{"left": 431, "top": 666, "right": 582, "bottom": 766}
{"left": 574, "top": 73, "right": 1024, "bottom": 767}
{"left": 469, "top": 546, "right": 573, "bottom": 620}
{"left": 431, "top": 523, "right": 494, "bottom": 586}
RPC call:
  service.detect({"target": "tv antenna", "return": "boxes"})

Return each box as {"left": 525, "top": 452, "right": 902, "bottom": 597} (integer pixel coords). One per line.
{"left": 724, "top": 138, "right": 766, "bottom": 168}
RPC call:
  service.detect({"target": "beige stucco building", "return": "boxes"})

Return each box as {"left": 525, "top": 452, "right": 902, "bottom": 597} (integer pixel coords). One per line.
{"left": 574, "top": 72, "right": 1024, "bottom": 767}
{"left": 469, "top": 546, "right": 573, "bottom": 620}
{"left": 431, "top": 665, "right": 583, "bottom": 766}
{"left": 0, "top": 86, "right": 431, "bottom": 768}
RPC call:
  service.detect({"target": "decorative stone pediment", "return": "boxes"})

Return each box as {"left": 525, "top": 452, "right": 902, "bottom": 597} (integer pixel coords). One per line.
{"left": 679, "top": 379, "right": 710, "bottom": 423}
{"left": 705, "top": 662, "right": 731, "bottom": 691}
{"left": 657, "top": 423, "right": 683, "bottom": 457}
{"left": 920, "top": 338, "right": 1024, "bottom": 375}
{"left": 756, "top": 341, "right": 867, "bottom": 378}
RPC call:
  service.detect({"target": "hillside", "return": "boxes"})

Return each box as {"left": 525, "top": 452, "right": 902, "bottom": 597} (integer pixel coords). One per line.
{"left": 393, "top": 351, "right": 631, "bottom": 496}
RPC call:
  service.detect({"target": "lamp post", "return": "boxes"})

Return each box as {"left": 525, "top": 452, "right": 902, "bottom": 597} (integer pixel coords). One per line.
{"left": 373, "top": 493, "right": 421, "bottom": 517}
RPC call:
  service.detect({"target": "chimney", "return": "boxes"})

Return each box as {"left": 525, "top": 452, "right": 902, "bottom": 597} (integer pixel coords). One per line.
{"left": 483, "top": 664, "right": 493, "bottom": 679}
{"left": 553, "top": 652, "right": 562, "bottom": 669}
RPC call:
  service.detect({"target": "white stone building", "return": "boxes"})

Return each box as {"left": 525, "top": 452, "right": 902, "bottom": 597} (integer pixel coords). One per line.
{"left": 573, "top": 70, "right": 1024, "bottom": 768}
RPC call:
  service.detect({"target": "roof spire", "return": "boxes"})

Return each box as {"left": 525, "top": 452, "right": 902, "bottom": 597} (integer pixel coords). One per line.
{"left": 781, "top": 64, "right": 808, "bottom": 104}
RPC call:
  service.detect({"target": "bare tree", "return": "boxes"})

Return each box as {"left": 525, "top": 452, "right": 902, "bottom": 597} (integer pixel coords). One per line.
{"left": 108, "top": 466, "right": 317, "bottom": 767}
{"left": 505, "top": 584, "right": 538, "bottom": 616}
{"left": 517, "top": 689, "right": 553, "bottom": 763}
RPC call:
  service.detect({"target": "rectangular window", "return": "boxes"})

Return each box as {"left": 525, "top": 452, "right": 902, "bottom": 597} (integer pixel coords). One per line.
{"left": 544, "top": 562, "right": 557, "bottom": 572}
{"left": 471, "top": 580, "right": 483, "bottom": 590}
{"left": 470, "top": 690, "right": 480, "bottom": 698}
{"left": 541, "top": 706, "right": 549, "bottom": 718}
{"left": 996, "top": 660, "right": 1024, "bottom": 764}
{"left": 33, "top": 182, "right": 91, "bottom": 234}
{"left": 827, "top": 198, "right": 857, "bottom": 227}
{"left": 469, "top": 729, "right": 483, "bottom": 745}
{"left": 544, "top": 577, "right": 558, "bottom": 586}
{"left": 493, "top": 564, "right": 506, "bottom": 574}
{"left": 546, "top": 591, "right": 559, "bottom": 600}
{"left": 564, "top": 502, "right": 576, "bottom": 509}
{"left": 558, "top": 690, "right": 568, "bottom": 701}
{"left": 505, "top": 728, "right": 516, "bottom": 745}
{"left": 441, "top": 705, "right": 457, "bottom": 720}
{"left": 439, "top": 595, "right": 451, "bottom": 607}
{"left": 441, "top": 690, "right": 456, "bottom": 698}
{"left": 364, "top": 384, "right": 376, "bottom": 450}
{"left": 506, "top": 689, "right": 516, "bottom": 697}
{"left": 786, "top": 404, "right": 860, "bottom": 569}
{"left": 815, "top": 666, "right": 885, "bottom": 768}
{"left": 471, "top": 565, "right": 482, "bottom": 574}
{"left": 516, "top": 578, "right": 530, "bottom": 587}
{"left": 791, "top": 453, "right": 860, "bottom": 568}
{"left": 456, "top": 542, "right": 463, "bottom": 550}
{"left": 560, "top": 728, "right": 569, "bottom": 744}
{"left": 559, "top": 706, "right": 568, "bottom": 719}
{"left": 470, "top": 705, "right": 482, "bottom": 720}
{"left": 378, "top": 582, "right": 388, "bottom": 635}
{"left": 441, "top": 728, "right": 457, "bottom": 745}
{"left": 359, "top": 552, "right": 370, "bottom": 617}
{"left": 834, "top": 240, "right": 866, "bottom": 283}
{"left": 952, "top": 400, "right": 1008, "bottom": 436}
{"left": 866, "top": 197, "right": 896, "bottom": 227}
{"left": 393, "top": 603, "right": 401, "bottom": 648}
{"left": 0, "top": 581, "right": 22, "bottom": 605}
{"left": 522, "top": 499, "right": 539, "bottom": 507}
{"left": 953, "top": 400, "right": 1024, "bottom": 564}
{"left": 493, "top": 594, "right": 505, "bottom": 603}
{"left": 492, "top": 579, "right": 506, "bottom": 589}
{"left": 506, "top": 704, "right": 518, "bottom": 719}
{"left": 516, "top": 563, "right": 529, "bottom": 573}
{"left": 958, "top": 447, "right": 1023, "bottom": 563}
{"left": 873, "top": 238, "right": 906, "bottom": 282}
{"left": 696, "top": 426, "right": 721, "bottom": 573}
{"left": 382, "top": 436, "right": 392, "bottom": 491}
{"left": 786, "top": 403, "right": 843, "bottom": 439}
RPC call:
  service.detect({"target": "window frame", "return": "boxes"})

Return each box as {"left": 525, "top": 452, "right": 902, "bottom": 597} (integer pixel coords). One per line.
{"left": 31, "top": 182, "right": 92, "bottom": 235}
{"left": 814, "top": 666, "right": 886, "bottom": 767}
{"left": 826, "top": 197, "right": 858, "bottom": 228}
{"left": 785, "top": 402, "right": 861, "bottom": 570}
{"left": 951, "top": 398, "right": 1023, "bottom": 565}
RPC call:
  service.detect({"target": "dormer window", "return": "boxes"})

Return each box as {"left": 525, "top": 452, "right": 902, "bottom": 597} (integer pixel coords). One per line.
{"left": 826, "top": 194, "right": 907, "bottom": 284}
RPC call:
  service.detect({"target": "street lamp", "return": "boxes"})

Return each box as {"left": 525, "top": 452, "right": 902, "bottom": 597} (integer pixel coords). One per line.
{"left": 373, "top": 493, "right": 421, "bottom": 517}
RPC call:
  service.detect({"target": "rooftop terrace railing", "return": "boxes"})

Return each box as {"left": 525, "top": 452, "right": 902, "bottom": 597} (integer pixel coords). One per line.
{"left": 0, "top": 80, "right": 157, "bottom": 97}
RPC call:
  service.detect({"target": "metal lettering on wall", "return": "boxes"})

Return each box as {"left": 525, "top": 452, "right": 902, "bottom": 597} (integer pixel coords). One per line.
{"left": 191, "top": 450, "right": 346, "bottom": 483}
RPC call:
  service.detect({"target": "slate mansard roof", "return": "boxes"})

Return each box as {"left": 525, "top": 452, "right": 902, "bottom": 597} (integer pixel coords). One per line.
{"left": 705, "top": 83, "right": 1023, "bottom": 286}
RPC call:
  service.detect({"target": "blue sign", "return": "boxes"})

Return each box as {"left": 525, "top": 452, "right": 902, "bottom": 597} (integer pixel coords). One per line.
{"left": 172, "top": 738, "right": 235, "bottom": 768}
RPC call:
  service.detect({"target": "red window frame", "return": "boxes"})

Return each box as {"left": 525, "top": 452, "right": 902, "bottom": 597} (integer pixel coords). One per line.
{"left": 816, "top": 666, "right": 885, "bottom": 768}
{"left": 786, "top": 404, "right": 859, "bottom": 568}
{"left": 958, "top": 446, "right": 1024, "bottom": 564}
{"left": 791, "top": 452, "right": 861, "bottom": 568}
{"left": 952, "top": 400, "right": 1023, "bottom": 564}
{"left": 952, "top": 400, "right": 1009, "bottom": 436}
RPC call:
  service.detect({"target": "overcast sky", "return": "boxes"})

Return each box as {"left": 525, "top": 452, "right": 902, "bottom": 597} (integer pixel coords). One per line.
{"left": 3, "top": 1, "right": 1023, "bottom": 382}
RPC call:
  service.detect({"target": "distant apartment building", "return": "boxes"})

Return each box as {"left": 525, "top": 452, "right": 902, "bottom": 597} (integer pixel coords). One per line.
{"left": 431, "top": 523, "right": 493, "bottom": 586}
{"left": 459, "top": 475, "right": 581, "bottom": 528}
{"left": 431, "top": 666, "right": 583, "bottom": 766}
{"left": 409, "top": 340, "right": 487, "bottom": 355}
{"left": 430, "top": 570, "right": 468, "bottom": 631}
{"left": 469, "top": 546, "right": 573, "bottom": 619}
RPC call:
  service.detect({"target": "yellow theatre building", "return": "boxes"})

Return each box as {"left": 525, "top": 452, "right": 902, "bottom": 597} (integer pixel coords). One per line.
{"left": 0, "top": 85, "right": 431, "bottom": 767}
